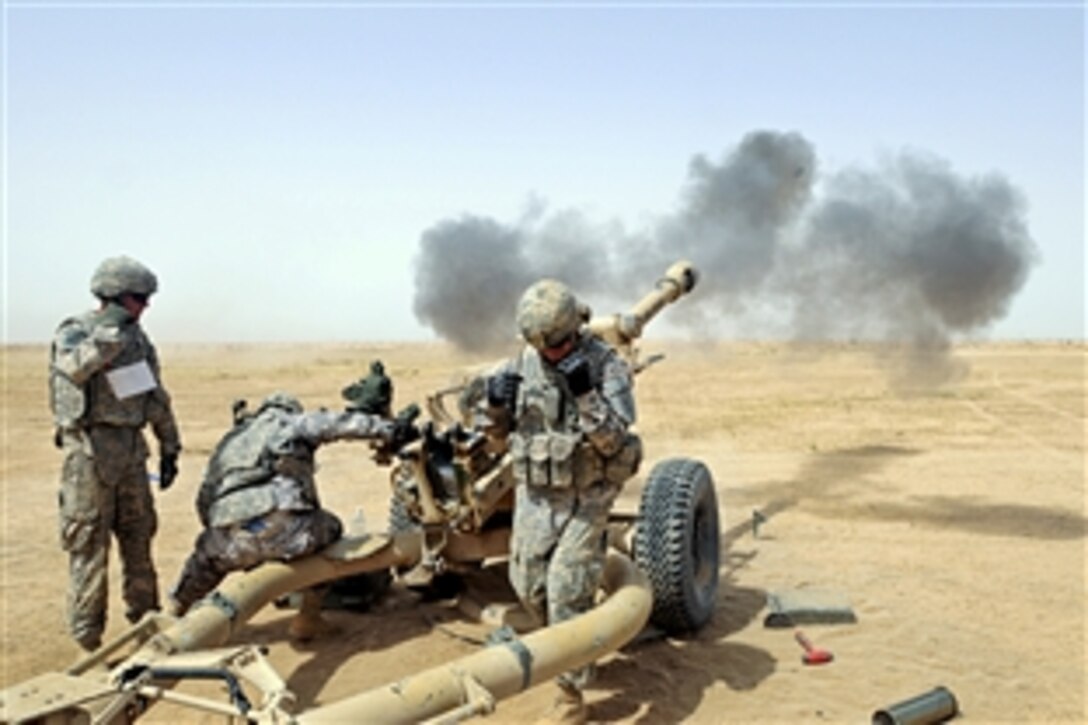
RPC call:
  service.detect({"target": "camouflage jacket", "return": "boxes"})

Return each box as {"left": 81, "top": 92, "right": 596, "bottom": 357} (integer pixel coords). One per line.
{"left": 49, "top": 309, "right": 181, "bottom": 457}
{"left": 486, "top": 333, "right": 641, "bottom": 489}
{"left": 198, "top": 407, "right": 393, "bottom": 528}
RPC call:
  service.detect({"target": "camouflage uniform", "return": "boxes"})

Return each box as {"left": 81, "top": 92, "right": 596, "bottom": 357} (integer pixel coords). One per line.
{"left": 49, "top": 257, "right": 181, "bottom": 651}
{"left": 484, "top": 280, "right": 642, "bottom": 697}
{"left": 170, "top": 395, "right": 394, "bottom": 612}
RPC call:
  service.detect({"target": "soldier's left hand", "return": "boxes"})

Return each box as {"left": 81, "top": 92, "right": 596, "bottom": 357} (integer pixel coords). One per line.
{"left": 159, "top": 454, "right": 179, "bottom": 491}
{"left": 557, "top": 353, "right": 594, "bottom": 397}
{"left": 389, "top": 407, "right": 422, "bottom": 450}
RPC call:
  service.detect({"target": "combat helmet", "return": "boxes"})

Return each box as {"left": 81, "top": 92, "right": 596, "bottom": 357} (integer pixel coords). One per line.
{"left": 516, "top": 279, "right": 587, "bottom": 350}
{"left": 90, "top": 256, "right": 158, "bottom": 300}
{"left": 258, "top": 391, "right": 303, "bottom": 415}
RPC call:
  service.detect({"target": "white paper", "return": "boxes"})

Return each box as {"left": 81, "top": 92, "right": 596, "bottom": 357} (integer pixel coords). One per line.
{"left": 106, "top": 360, "right": 157, "bottom": 400}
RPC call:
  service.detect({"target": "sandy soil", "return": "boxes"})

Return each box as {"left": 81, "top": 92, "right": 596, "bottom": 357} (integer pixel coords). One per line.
{"left": 1, "top": 340, "right": 1084, "bottom": 723}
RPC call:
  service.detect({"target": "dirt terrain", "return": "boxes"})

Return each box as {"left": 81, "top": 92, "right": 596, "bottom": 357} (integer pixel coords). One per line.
{"left": 1, "top": 340, "right": 1084, "bottom": 723}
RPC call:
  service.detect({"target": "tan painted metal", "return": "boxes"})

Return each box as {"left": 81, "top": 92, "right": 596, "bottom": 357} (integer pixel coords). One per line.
{"left": 156, "top": 527, "right": 509, "bottom": 653}
{"left": 296, "top": 552, "right": 652, "bottom": 724}
{"left": 2, "top": 547, "right": 648, "bottom": 724}
{"left": 587, "top": 259, "right": 698, "bottom": 351}
{"left": 154, "top": 532, "right": 418, "bottom": 652}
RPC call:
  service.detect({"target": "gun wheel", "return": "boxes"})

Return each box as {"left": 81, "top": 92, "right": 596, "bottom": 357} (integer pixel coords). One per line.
{"left": 633, "top": 457, "right": 720, "bottom": 633}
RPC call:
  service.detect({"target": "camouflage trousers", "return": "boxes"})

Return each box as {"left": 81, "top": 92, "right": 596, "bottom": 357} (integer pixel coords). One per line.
{"left": 57, "top": 428, "right": 159, "bottom": 650}
{"left": 170, "top": 508, "right": 343, "bottom": 612}
{"left": 509, "top": 479, "right": 619, "bottom": 690}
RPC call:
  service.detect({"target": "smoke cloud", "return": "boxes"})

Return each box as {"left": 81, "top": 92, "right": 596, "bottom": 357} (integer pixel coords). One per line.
{"left": 412, "top": 130, "right": 1037, "bottom": 384}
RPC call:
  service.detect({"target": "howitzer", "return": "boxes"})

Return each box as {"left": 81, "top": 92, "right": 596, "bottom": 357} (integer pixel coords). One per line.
{"left": 0, "top": 260, "right": 720, "bottom": 725}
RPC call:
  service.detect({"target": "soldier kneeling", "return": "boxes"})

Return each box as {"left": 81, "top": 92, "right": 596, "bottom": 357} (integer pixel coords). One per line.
{"left": 169, "top": 392, "right": 410, "bottom": 640}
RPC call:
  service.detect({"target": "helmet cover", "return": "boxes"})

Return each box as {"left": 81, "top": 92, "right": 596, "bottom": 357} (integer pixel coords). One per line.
{"left": 90, "top": 256, "right": 159, "bottom": 299}
{"left": 516, "top": 279, "right": 583, "bottom": 349}
{"left": 258, "top": 391, "right": 303, "bottom": 415}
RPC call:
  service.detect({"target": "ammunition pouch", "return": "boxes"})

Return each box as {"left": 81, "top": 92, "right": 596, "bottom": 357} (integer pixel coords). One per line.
{"left": 511, "top": 431, "right": 641, "bottom": 489}
{"left": 603, "top": 432, "right": 642, "bottom": 486}
{"left": 572, "top": 432, "right": 642, "bottom": 488}
{"left": 510, "top": 432, "right": 579, "bottom": 489}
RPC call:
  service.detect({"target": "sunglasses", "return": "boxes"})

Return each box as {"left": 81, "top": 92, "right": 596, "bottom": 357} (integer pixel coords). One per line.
{"left": 126, "top": 293, "right": 150, "bottom": 305}
{"left": 541, "top": 335, "right": 575, "bottom": 359}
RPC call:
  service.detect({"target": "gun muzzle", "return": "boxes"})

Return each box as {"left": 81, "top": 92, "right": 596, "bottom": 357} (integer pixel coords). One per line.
{"left": 588, "top": 260, "right": 699, "bottom": 346}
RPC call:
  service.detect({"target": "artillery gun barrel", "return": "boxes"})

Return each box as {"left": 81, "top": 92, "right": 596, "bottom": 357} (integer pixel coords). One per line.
{"left": 153, "top": 533, "right": 424, "bottom": 652}
{"left": 155, "top": 527, "right": 514, "bottom": 652}
{"left": 296, "top": 553, "right": 651, "bottom": 724}
{"left": 587, "top": 260, "right": 698, "bottom": 347}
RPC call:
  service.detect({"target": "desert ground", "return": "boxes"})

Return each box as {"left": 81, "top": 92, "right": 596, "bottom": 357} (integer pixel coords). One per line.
{"left": 1, "top": 339, "right": 1084, "bottom": 723}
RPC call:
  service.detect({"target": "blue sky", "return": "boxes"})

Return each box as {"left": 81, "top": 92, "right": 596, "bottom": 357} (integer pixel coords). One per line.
{"left": 3, "top": 2, "right": 1084, "bottom": 343}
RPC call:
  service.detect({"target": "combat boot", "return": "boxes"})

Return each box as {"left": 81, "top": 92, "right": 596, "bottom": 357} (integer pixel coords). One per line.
{"left": 287, "top": 588, "right": 340, "bottom": 642}
{"left": 287, "top": 611, "right": 341, "bottom": 642}
{"left": 74, "top": 632, "right": 102, "bottom": 653}
{"left": 165, "top": 596, "right": 186, "bottom": 618}
{"left": 534, "top": 682, "right": 587, "bottom": 725}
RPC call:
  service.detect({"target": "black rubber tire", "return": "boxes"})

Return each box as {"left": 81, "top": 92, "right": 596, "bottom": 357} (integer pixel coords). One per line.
{"left": 633, "top": 458, "right": 721, "bottom": 634}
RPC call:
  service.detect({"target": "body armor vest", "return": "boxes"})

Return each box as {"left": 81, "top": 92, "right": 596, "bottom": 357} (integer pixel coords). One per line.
{"left": 508, "top": 336, "right": 637, "bottom": 489}
{"left": 197, "top": 408, "right": 315, "bottom": 526}
{"left": 49, "top": 312, "right": 160, "bottom": 430}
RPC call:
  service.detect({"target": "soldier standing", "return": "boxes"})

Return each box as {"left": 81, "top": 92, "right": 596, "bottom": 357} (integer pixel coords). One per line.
{"left": 169, "top": 392, "right": 411, "bottom": 639}
{"left": 49, "top": 255, "right": 182, "bottom": 652}
{"left": 480, "top": 279, "right": 643, "bottom": 725}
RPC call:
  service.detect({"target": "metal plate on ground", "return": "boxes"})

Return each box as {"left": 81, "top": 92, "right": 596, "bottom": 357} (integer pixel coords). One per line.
{"left": 764, "top": 588, "right": 858, "bottom": 628}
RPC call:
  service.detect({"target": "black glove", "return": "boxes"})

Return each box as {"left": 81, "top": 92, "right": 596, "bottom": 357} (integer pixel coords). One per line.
{"left": 231, "top": 398, "right": 251, "bottom": 425}
{"left": 556, "top": 352, "right": 594, "bottom": 397}
{"left": 486, "top": 372, "right": 522, "bottom": 412}
{"left": 159, "top": 454, "right": 179, "bottom": 491}
{"left": 98, "top": 302, "right": 133, "bottom": 329}
{"left": 388, "top": 403, "right": 422, "bottom": 451}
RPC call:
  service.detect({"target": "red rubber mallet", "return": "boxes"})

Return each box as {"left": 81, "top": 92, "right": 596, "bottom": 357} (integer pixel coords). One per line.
{"left": 795, "top": 630, "right": 833, "bottom": 665}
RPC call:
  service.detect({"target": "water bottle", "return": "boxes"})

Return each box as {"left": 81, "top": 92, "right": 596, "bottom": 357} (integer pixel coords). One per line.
{"left": 349, "top": 506, "right": 367, "bottom": 536}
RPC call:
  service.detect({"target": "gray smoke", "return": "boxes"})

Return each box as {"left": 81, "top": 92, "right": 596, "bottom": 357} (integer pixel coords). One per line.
{"left": 412, "top": 130, "right": 1037, "bottom": 383}
{"left": 774, "top": 151, "right": 1035, "bottom": 386}
{"left": 412, "top": 200, "right": 622, "bottom": 349}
